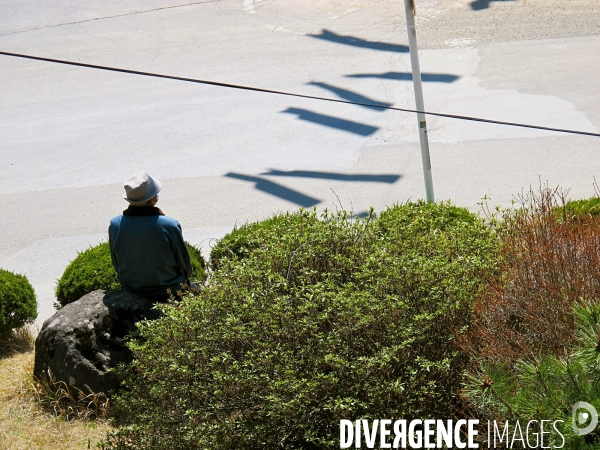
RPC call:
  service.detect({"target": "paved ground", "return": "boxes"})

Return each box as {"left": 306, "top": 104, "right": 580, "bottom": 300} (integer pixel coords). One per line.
{"left": 1, "top": 0, "right": 599, "bottom": 323}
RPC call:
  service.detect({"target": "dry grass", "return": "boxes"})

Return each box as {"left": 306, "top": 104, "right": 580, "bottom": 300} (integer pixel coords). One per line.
{"left": 33, "top": 373, "right": 111, "bottom": 422}
{"left": 0, "top": 327, "right": 112, "bottom": 450}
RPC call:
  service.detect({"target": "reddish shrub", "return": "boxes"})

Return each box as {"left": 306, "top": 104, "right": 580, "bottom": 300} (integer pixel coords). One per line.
{"left": 460, "top": 187, "right": 600, "bottom": 364}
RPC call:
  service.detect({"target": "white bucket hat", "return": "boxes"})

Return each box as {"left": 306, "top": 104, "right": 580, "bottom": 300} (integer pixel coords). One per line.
{"left": 123, "top": 172, "right": 162, "bottom": 205}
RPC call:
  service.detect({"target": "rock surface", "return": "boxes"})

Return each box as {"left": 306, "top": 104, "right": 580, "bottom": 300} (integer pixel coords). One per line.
{"left": 34, "top": 290, "right": 161, "bottom": 396}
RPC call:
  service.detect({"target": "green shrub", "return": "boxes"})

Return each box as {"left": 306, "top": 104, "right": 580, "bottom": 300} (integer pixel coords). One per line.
{"left": 0, "top": 269, "right": 37, "bottom": 338}
{"left": 209, "top": 213, "right": 319, "bottom": 269}
{"left": 557, "top": 197, "right": 600, "bottom": 219}
{"left": 465, "top": 301, "right": 600, "bottom": 448}
{"left": 55, "top": 243, "right": 119, "bottom": 308}
{"left": 103, "top": 203, "right": 498, "bottom": 449}
{"left": 55, "top": 242, "right": 206, "bottom": 307}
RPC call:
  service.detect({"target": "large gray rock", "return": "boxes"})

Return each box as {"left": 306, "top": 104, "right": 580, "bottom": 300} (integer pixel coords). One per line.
{"left": 34, "top": 289, "right": 161, "bottom": 396}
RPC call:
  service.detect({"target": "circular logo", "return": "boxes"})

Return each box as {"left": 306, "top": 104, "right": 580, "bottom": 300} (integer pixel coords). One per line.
{"left": 572, "top": 401, "right": 598, "bottom": 435}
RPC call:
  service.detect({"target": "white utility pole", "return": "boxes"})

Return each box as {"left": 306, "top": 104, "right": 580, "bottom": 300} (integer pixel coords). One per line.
{"left": 403, "top": 0, "right": 435, "bottom": 203}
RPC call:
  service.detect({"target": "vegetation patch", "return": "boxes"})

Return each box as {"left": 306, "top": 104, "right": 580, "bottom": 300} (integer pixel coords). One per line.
{"left": 0, "top": 269, "right": 37, "bottom": 338}
{"left": 0, "top": 328, "right": 111, "bottom": 450}
{"left": 102, "top": 203, "right": 498, "bottom": 449}
{"left": 14, "top": 188, "right": 599, "bottom": 448}
{"left": 458, "top": 187, "right": 600, "bottom": 446}
{"left": 557, "top": 197, "right": 600, "bottom": 220}
{"left": 461, "top": 188, "right": 600, "bottom": 364}
{"left": 465, "top": 301, "right": 600, "bottom": 449}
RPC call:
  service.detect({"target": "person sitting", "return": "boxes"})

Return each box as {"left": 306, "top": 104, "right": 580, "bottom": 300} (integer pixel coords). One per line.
{"left": 108, "top": 171, "right": 196, "bottom": 301}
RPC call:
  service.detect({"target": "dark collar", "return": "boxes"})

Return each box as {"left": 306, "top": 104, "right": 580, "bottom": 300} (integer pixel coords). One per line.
{"left": 123, "top": 206, "right": 165, "bottom": 216}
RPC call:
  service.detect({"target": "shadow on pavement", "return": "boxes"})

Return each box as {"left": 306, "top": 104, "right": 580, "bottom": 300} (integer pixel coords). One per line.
{"left": 307, "top": 82, "right": 392, "bottom": 110}
{"left": 309, "top": 29, "right": 409, "bottom": 53}
{"left": 470, "top": 0, "right": 515, "bottom": 11}
{"left": 262, "top": 169, "right": 401, "bottom": 184}
{"left": 225, "top": 172, "right": 321, "bottom": 207}
{"left": 281, "top": 108, "right": 379, "bottom": 136}
{"left": 353, "top": 211, "right": 373, "bottom": 219}
{"left": 347, "top": 72, "right": 459, "bottom": 83}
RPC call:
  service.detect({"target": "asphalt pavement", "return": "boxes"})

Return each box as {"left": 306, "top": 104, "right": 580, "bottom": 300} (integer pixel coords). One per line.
{"left": 1, "top": 0, "right": 599, "bottom": 323}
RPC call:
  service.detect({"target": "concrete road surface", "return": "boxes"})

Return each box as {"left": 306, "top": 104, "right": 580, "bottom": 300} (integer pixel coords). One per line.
{"left": 1, "top": 0, "right": 599, "bottom": 323}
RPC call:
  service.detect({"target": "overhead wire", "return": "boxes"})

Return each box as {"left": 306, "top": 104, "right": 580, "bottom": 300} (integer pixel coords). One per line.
{"left": 1, "top": 50, "right": 599, "bottom": 139}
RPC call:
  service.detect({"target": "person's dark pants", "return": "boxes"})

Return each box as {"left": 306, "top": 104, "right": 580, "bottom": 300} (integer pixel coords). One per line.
{"left": 137, "top": 280, "right": 201, "bottom": 303}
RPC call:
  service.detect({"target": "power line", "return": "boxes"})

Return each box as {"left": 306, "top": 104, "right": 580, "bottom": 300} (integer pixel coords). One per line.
{"left": 1, "top": 50, "right": 599, "bottom": 139}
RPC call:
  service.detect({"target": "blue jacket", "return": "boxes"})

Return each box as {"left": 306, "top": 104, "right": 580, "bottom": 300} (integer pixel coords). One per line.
{"left": 108, "top": 206, "right": 192, "bottom": 297}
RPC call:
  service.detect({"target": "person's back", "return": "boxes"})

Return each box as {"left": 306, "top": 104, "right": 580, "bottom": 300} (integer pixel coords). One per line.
{"left": 109, "top": 172, "right": 193, "bottom": 300}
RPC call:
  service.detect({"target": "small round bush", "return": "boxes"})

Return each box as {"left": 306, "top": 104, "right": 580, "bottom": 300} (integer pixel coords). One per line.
{"left": 0, "top": 269, "right": 37, "bottom": 337}
{"left": 104, "top": 204, "right": 499, "bottom": 449}
{"left": 56, "top": 241, "right": 207, "bottom": 307}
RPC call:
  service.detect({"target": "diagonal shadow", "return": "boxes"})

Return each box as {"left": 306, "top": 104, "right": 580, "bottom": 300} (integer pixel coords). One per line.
{"left": 470, "top": 0, "right": 515, "bottom": 10}
{"left": 262, "top": 169, "right": 401, "bottom": 184}
{"left": 282, "top": 108, "right": 379, "bottom": 136}
{"left": 347, "top": 72, "right": 460, "bottom": 83}
{"left": 309, "top": 29, "right": 409, "bottom": 53}
{"left": 307, "top": 82, "right": 392, "bottom": 110}
{"left": 225, "top": 172, "right": 321, "bottom": 207}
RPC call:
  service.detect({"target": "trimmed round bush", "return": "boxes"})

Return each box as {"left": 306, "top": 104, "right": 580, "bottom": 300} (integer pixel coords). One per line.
{"left": 104, "top": 203, "right": 499, "bottom": 449}
{"left": 55, "top": 243, "right": 119, "bottom": 308}
{"left": 0, "top": 269, "right": 37, "bottom": 337}
{"left": 55, "top": 241, "right": 207, "bottom": 307}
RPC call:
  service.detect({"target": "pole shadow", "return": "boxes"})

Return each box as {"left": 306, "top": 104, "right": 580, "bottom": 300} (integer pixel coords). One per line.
{"left": 281, "top": 108, "right": 379, "bottom": 136}
{"left": 262, "top": 169, "right": 400, "bottom": 184}
{"left": 347, "top": 72, "right": 459, "bottom": 83}
{"left": 225, "top": 172, "right": 321, "bottom": 208}
{"left": 307, "top": 82, "right": 392, "bottom": 110}
{"left": 309, "top": 29, "right": 409, "bottom": 53}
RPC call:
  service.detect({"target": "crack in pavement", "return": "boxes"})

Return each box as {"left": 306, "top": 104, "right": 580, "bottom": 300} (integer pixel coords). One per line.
{"left": 0, "top": 0, "right": 226, "bottom": 37}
